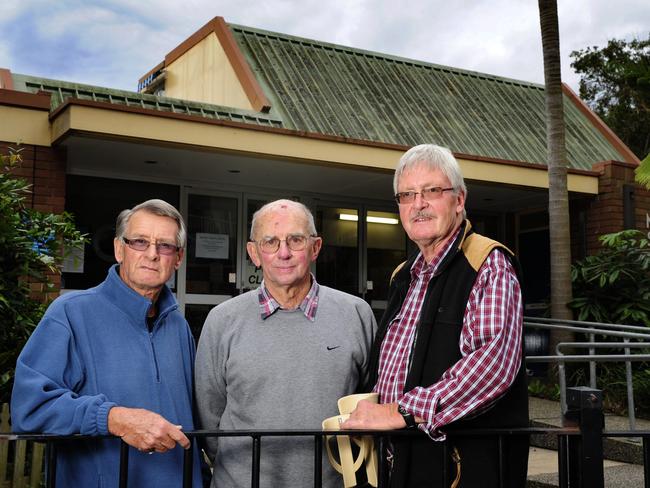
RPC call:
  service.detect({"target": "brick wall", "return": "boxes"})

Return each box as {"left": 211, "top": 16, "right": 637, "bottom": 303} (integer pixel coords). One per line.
{"left": 1, "top": 142, "right": 67, "bottom": 213}
{"left": 584, "top": 160, "right": 650, "bottom": 255}
{"left": 1, "top": 141, "right": 67, "bottom": 299}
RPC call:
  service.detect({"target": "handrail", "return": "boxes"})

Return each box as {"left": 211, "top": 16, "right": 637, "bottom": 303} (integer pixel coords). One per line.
{"left": 524, "top": 316, "right": 650, "bottom": 334}
{"left": 0, "top": 427, "right": 548, "bottom": 442}
{"left": 527, "top": 354, "right": 650, "bottom": 362}
{"left": 0, "top": 387, "right": 624, "bottom": 488}
{"left": 523, "top": 316, "right": 650, "bottom": 429}
{"left": 0, "top": 427, "right": 540, "bottom": 488}
{"left": 525, "top": 322, "right": 650, "bottom": 341}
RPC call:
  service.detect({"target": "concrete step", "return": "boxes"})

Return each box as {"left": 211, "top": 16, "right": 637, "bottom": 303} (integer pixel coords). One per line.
{"left": 527, "top": 447, "right": 645, "bottom": 487}
{"left": 529, "top": 396, "right": 647, "bottom": 465}
{"left": 530, "top": 419, "right": 644, "bottom": 465}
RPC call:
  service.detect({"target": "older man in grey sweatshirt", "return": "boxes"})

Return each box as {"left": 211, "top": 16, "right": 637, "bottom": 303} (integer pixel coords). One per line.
{"left": 195, "top": 199, "right": 377, "bottom": 488}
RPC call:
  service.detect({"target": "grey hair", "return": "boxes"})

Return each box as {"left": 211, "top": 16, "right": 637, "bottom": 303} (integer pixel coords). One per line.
{"left": 250, "top": 199, "right": 317, "bottom": 240}
{"left": 115, "top": 199, "right": 187, "bottom": 248}
{"left": 393, "top": 144, "right": 468, "bottom": 198}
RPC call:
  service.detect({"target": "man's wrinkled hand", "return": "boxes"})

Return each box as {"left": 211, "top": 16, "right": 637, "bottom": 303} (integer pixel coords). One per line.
{"left": 108, "top": 407, "right": 190, "bottom": 452}
{"left": 340, "top": 401, "right": 405, "bottom": 430}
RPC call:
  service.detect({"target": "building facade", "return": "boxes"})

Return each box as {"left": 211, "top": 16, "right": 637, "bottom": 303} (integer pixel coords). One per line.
{"left": 1, "top": 17, "right": 647, "bottom": 336}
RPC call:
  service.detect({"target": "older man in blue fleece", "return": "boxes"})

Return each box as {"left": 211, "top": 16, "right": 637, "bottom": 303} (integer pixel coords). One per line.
{"left": 11, "top": 199, "right": 203, "bottom": 487}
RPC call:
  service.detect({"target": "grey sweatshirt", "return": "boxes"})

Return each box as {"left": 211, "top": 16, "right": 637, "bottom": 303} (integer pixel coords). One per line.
{"left": 195, "top": 285, "right": 377, "bottom": 488}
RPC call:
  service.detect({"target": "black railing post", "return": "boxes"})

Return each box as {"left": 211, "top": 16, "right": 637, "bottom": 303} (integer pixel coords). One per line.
{"left": 251, "top": 435, "right": 261, "bottom": 488}
{"left": 378, "top": 436, "right": 388, "bottom": 488}
{"left": 183, "top": 442, "right": 194, "bottom": 488}
{"left": 558, "top": 434, "right": 569, "bottom": 488}
{"left": 118, "top": 440, "right": 129, "bottom": 488}
{"left": 442, "top": 442, "right": 450, "bottom": 486}
{"left": 643, "top": 436, "right": 650, "bottom": 488}
{"left": 497, "top": 435, "right": 505, "bottom": 488}
{"left": 563, "top": 386, "right": 604, "bottom": 488}
{"left": 45, "top": 441, "right": 57, "bottom": 488}
{"left": 314, "top": 434, "right": 322, "bottom": 488}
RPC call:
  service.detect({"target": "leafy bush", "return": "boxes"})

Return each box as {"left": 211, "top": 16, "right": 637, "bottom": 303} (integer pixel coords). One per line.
{"left": 0, "top": 147, "right": 87, "bottom": 403}
{"left": 595, "top": 363, "right": 650, "bottom": 415}
{"left": 567, "top": 230, "right": 650, "bottom": 417}
{"left": 570, "top": 230, "right": 650, "bottom": 325}
{"left": 528, "top": 378, "right": 561, "bottom": 401}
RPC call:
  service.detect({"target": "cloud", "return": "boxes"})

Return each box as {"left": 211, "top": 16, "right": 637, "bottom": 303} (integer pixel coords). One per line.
{"left": 0, "top": 0, "right": 647, "bottom": 92}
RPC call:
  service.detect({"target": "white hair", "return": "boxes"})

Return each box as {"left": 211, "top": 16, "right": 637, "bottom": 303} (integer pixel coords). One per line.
{"left": 393, "top": 144, "right": 467, "bottom": 197}
{"left": 115, "top": 199, "right": 186, "bottom": 247}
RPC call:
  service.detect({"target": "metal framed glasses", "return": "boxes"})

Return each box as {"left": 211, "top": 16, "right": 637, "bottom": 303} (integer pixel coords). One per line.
{"left": 122, "top": 237, "right": 181, "bottom": 255}
{"left": 394, "top": 186, "right": 455, "bottom": 205}
{"left": 255, "top": 234, "right": 316, "bottom": 254}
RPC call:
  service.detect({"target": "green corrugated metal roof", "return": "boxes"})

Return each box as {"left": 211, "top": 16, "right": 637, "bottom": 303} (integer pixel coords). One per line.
{"left": 230, "top": 24, "right": 623, "bottom": 170}
{"left": 11, "top": 73, "right": 284, "bottom": 128}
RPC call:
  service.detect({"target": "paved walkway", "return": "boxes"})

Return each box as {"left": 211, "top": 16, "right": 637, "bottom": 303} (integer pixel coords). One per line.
{"left": 529, "top": 395, "right": 650, "bottom": 431}
{"left": 527, "top": 396, "right": 649, "bottom": 487}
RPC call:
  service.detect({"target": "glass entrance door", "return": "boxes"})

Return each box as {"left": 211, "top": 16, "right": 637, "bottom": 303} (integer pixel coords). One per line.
{"left": 178, "top": 189, "right": 242, "bottom": 340}
{"left": 364, "top": 208, "right": 407, "bottom": 320}
{"left": 312, "top": 204, "right": 407, "bottom": 319}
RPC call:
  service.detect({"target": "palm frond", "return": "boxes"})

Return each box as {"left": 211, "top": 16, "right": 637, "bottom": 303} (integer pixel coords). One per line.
{"left": 635, "top": 153, "right": 650, "bottom": 189}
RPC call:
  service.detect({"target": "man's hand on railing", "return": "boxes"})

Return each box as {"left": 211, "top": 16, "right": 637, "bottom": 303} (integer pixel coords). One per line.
{"left": 340, "top": 401, "right": 405, "bottom": 430}
{"left": 107, "top": 406, "right": 191, "bottom": 453}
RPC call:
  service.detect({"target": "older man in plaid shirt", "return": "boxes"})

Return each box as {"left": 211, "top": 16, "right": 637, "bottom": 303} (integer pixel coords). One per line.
{"left": 342, "top": 144, "right": 529, "bottom": 487}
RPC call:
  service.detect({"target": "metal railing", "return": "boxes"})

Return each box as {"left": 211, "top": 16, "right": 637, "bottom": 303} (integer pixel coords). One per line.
{"left": 0, "top": 428, "right": 569, "bottom": 488}
{"left": 524, "top": 316, "right": 650, "bottom": 428}
{"left": 0, "top": 387, "right": 634, "bottom": 488}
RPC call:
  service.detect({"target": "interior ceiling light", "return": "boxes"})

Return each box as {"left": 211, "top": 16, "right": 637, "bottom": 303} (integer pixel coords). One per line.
{"left": 339, "top": 213, "right": 399, "bottom": 225}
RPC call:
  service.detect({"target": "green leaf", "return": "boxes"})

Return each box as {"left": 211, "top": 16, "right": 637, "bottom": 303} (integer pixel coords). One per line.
{"left": 636, "top": 153, "right": 650, "bottom": 189}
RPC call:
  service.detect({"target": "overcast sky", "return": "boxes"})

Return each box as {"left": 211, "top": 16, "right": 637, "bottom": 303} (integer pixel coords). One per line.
{"left": 1, "top": 0, "right": 648, "bottom": 95}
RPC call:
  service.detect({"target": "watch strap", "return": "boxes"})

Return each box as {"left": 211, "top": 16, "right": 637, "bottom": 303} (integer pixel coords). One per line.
{"left": 398, "top": 405, "right": 417, "bottom": 429}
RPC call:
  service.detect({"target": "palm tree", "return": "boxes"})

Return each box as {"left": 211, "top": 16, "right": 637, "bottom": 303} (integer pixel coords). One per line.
{"left": 538, "top": 1, "right": 573, "bottom": 332}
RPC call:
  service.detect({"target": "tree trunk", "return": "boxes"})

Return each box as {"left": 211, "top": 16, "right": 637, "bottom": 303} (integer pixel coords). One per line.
{"left": 538, "top": 0, "right": 573, "bottom": 347}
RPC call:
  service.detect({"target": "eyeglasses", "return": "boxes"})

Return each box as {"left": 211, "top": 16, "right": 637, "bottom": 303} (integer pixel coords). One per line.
{"left": 255, "top": 234, "right": 316, "bottom": 254}
{"left": 394, "top": 186, "right": 455, "bottom": 204}
{"left": 122, "top": 237, "right": 181, "bottom": 256}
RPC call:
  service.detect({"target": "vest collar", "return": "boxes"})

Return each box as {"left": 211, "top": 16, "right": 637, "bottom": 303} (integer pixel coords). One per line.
{"left": 395, "top": 220, "right": 473, "bottom": 286}
{"left": 435, "top": 219, "right": 472, "bottom": 275}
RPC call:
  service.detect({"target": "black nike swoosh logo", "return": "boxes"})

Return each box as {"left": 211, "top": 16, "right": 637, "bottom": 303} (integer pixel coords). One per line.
{"left": 327, "top": 346, "right": 341, "bottom": 351}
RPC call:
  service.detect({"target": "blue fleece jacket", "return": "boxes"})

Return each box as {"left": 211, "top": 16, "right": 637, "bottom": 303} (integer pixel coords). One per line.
{"left": 11, "top": 265, "right": 202, "bottom": 487}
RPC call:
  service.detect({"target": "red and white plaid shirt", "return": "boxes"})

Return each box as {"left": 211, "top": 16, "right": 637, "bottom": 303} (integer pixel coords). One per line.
{"left": 374, "top": 228, "right": 523, "bottom": 439}
{"left": 257, "top": 274, "right": 320, "bottom": 321}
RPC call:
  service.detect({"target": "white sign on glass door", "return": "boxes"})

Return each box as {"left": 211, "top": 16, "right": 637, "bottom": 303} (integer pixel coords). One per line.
{"left": 196, "top": 233, "right": 229, "bottom": 259}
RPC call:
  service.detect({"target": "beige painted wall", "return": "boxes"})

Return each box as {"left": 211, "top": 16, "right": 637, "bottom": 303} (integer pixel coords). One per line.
{"left": 165, "top": 33, "right": 253, "bottom": 110}
{"left": 0, "top": 106, "right": 50, "bottom": 146}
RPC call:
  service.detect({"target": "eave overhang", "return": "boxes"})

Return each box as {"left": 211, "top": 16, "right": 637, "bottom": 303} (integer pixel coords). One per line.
{"left": 48, "top": 98, "right": 600, "bottom": 195}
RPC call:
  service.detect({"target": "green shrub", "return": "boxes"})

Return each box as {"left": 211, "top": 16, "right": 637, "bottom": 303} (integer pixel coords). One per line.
{"left": 0, "top": 147, "right": 87, "bottom": 403}
{"left": 570, "top": 230, "right": 650, "bottom": 325}
{"left": 528, "top": 378, "right": 561, "bottom": 401}
{"left": 567, "top": 230, "right": 650, "bottom": 416}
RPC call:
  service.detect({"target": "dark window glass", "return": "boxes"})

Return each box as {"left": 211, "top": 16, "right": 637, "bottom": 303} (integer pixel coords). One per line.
{"left": 63, "top": 175, "right": 179, "bottom": 290}
{"left": 315, "top": 207, "right": 358, "bottom": 296}
{"left": 185, "top": 304, "right": 215, "bottom": 345}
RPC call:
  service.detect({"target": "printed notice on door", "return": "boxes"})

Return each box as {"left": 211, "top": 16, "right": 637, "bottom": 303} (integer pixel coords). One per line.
{"left": 196, "top": 233, "right": 229, "bottom": 259}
